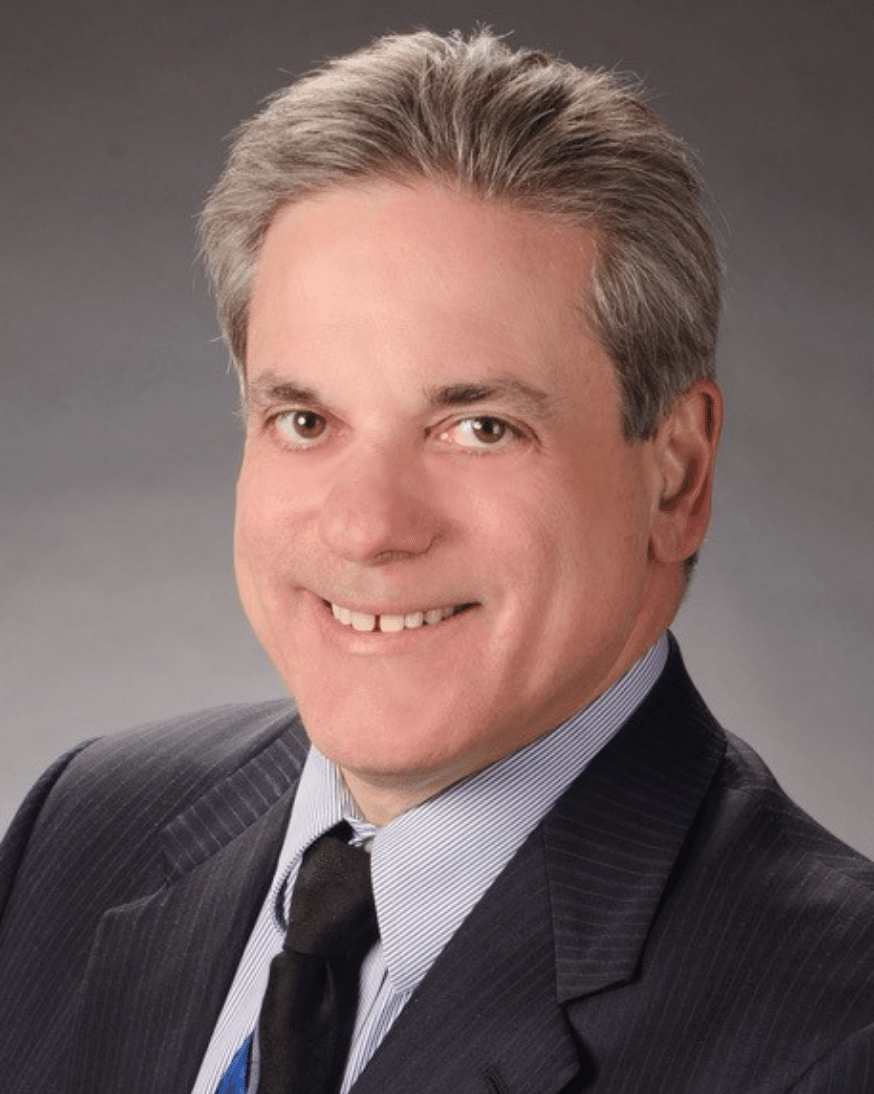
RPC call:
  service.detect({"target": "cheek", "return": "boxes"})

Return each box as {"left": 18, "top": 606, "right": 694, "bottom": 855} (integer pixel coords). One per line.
{"left": 233, "top": 462, "right": 291, "bottom": 620}
{"left": 235, "top": 456, "right": 294, "bottom": 567}
{"left": 233, "top": 472, "right": 263, "bottom": 582}
{"left": 531, "top": 463, "right": 652, "bottom": 597}
{"left": 232, "top": 499, "right": 267, "bottom": 642}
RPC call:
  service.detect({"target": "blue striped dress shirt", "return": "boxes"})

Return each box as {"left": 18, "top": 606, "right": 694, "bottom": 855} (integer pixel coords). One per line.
{"left": 191, "top": 633, "right": 668, "bottom": 1094}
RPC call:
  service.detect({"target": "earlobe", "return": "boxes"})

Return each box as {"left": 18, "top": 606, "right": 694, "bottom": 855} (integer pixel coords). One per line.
{"left": 650, "top": 380, "right": 723, "bottom": 563}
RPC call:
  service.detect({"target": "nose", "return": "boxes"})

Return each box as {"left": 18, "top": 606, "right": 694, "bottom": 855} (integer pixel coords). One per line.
{"left": 318, "top": 445, "right": 440, "bottom": 564}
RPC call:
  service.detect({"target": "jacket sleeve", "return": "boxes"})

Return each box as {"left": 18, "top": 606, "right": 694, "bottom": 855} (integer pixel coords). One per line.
{"left": 0, "top": 742, "right": 96, "bottom": 920}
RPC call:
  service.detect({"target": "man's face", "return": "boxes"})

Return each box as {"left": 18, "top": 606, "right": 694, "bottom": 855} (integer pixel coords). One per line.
{"left": 236, "top": 181, "right": 674, "bottom": 820}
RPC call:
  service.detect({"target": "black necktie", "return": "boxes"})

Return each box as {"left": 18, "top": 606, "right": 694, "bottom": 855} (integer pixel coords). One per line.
{"left": 256, "top": 822, "right": 379, "bottom": 1094}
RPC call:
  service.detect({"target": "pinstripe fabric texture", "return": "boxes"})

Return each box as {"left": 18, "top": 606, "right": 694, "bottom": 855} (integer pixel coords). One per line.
{"left": 1, "top": 637, "right": 873, "bottom": 1093}
{"left": 0, "top": 701, "right": 306, "bottom": 1094}
{"left": 194, "top": 638, "right": 667, "bottom": 1094}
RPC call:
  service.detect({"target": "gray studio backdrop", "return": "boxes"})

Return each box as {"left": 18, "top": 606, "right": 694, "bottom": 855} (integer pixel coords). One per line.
{"left": 3, "top": 0, "right": 872, "bottom": 855}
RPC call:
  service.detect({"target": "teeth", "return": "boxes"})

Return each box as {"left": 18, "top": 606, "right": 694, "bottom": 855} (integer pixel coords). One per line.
{"left": 329, "top": 602, "right": 463, "bottom": 632}
{"left": 378, "top": 614, "right": 406, "bottom": 633}
{"left": 351, "top": 611, "right": 377, "bottom": 632}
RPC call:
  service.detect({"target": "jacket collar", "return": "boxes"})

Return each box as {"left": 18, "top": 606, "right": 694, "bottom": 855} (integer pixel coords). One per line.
{"left": 160, "top": 723, "right": 309, "bottom": 880}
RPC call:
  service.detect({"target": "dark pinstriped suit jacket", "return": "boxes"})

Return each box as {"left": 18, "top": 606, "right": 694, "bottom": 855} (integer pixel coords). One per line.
{"left": 1, "top": 640, "right": 873, "bottom": 1093}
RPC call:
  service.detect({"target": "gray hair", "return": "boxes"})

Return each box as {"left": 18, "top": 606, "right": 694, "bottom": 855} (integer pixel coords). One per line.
{"left": 200, "top": 28, "right": 720, "bottom": 439}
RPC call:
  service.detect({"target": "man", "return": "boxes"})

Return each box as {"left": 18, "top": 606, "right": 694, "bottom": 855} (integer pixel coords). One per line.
{"left": 1, "top": 28, "right": 872, "bottom": 1094}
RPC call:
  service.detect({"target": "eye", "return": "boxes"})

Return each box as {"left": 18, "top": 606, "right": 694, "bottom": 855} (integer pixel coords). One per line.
{"left": 274, "top": 409, "right": 328, "bottom": 445}
{"left": 441, "top": 416, "right": 514, "bottom": 448}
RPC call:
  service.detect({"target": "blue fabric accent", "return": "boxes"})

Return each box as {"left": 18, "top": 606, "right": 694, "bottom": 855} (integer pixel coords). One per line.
{"left": 215, "top": 1036, "right": 252, "bottom": 1094}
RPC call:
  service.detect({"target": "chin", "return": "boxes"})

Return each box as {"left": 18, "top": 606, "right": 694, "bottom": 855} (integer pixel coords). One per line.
{"left": 304, "top": 708, "right": 447, "bottom": 773}
{"left": 300, "top": 691, "right": 492, "bottom": 787}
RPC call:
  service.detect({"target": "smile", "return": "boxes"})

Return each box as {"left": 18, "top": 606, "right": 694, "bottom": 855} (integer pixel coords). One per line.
{"left": 328, "top": 601, "right": 473, "bottom": 633}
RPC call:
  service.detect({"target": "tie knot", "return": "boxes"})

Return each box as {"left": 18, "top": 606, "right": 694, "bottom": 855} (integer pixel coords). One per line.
{"left": 287, "top": 824, "right": 378, "bottom": 961}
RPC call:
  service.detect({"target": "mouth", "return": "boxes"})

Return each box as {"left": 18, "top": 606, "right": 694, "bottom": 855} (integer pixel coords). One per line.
{"left": 325, "top": 600, "right": 477, "bottom": 633}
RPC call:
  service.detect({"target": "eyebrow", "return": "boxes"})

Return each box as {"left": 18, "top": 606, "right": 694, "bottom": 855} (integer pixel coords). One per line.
{"left": 245, "top": 375, "right": 319, "bottom": 410}
{"left": 423, "top": 378, "right": 554, "bottom": 418}
{"left": 245, "top": 372, "right": 554, "bottom": 419}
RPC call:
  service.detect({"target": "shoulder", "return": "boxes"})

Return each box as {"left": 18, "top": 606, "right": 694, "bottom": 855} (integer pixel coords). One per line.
{"left": 705, "top": 728, "right": 874, "bottom": 971}
{"left": 658, "top": 719, "right": 874, "bottom": 1079}
{"left": 38, "top": 699, "right": 307, "bottom": 825}
{"left": 610, "top": 649, "right": 874, "bottom": 1084}
{"left": 650, "top": 639, "right": 874, "bottom": 898}
{"left": 714, "top": 728, "right": 874, "bottom": 890}
{"left": 658, "top": 679, "right": 874, "bottom": 974}
{"left": 0, "top": 700, "right": 308, "bottom": 913}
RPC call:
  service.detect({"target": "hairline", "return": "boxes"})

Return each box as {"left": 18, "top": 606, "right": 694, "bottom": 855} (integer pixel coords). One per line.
{"left": 225, "top": 172, "right": 656, "bottom": 423}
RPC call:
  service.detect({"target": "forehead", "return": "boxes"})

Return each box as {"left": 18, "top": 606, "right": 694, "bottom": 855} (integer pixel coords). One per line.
{"left": 246, "top": 180, "right": 613, "bottom": 408}
{"left": 252, "top": 180, "right": 594, "bottom": 312}
{"left": 260, "top": 177, "right": 588, "bottom": 261}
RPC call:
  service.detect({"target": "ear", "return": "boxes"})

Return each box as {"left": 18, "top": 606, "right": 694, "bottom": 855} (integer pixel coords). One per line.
{"left": 648, "top": 379, "right": 723, "bottom": 563}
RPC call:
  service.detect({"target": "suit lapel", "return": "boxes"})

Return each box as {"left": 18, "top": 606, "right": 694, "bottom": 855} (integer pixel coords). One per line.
{"left": 546, "top": 642, "right": 725, "bottom": 1007}
{"left": 352, "top": 641, "right": 726, "bottom": 1094}
{"left": 68, "top": 726, "right": 309, "bottom": 1094}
